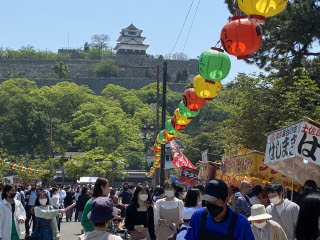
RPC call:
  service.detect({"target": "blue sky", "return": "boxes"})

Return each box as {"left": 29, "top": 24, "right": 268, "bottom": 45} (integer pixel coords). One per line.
{"left": 0, "top": 0, "right": 262, "bottom": 81}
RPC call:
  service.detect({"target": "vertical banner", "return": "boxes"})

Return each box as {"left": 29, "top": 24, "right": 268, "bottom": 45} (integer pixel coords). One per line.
{"left": 292, "top": 122, "right": 320, "bottom": 165}
{"left": 178, "top": 166, "right": 199, "bottom": 186}
{"left": 202, "top": 149, "right": 208, "bottom": 163}
{"left": 169, "top": 140, "right": 195, "bottom": 169}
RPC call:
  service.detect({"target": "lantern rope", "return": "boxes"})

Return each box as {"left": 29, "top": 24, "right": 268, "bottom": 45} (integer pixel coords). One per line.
{"left": 170, "top": 0, "right": 196, "bottom": 55}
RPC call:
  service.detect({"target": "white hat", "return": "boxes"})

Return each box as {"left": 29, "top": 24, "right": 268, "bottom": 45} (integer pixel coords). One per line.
{"left": 248, "top": 204, "right": 272, "bottom": 221}
{"left": 183, "top": 207, "right": 196, "bottom": 220}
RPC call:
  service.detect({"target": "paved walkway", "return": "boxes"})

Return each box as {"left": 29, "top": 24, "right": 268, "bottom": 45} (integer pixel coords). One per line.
{"left": 60, "top": 219, "right": 83, "bottom": 240}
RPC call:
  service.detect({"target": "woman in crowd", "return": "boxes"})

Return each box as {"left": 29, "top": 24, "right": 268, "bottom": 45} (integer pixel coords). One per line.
{"left": 75, "top": 187, "right": 81, "bottom": 221}
{"left": 175, "top": 186, "right": 187, "bottom": 201}
{"left": 0, "top": 184, "right": 26, "bottom": 240}
{"left": 125, "top": 185, "right": 155, "bottom": 240}
{"left": 249, "top": 185, "right": 263, "bottom": 205}
{"left": 154, "top": 180, "right": 184, "bottom": 240}
{"left": 152, "top": 187, "right": 165, "bottom": 203}
{"left": 76, "top": 187, "right": 90, "bottom": 222}
{"left": 184, "top": 188, "right": 201, "bottom": 209}
{"left": 32, "top": 191, "right": 65, "bottom": 240}
{"left": 296, "top": 194, "right": 320, "bottom": 240}
{"left": 249, "top": 204, "right": 287, "bottom": 240}
{"left": 109, "top": 188, "right": 119, "bottom": 207}
{"left": 81, "top": 178, "right": 111, "bottom": 233}
{"left": 50, "top": 187, "right": 61, "bottom": 231}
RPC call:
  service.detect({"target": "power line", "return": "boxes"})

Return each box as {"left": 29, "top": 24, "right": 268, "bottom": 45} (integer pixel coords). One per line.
{"left": 182, "top": 0, "right": 201, "bottom": 52}
{"left": 171, "top": 0, "right": 196, "bottom": 55}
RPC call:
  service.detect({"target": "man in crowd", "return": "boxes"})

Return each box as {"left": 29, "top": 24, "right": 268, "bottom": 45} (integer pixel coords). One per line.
{"left": 25, "top": 182, "right": 39, "bottom": 236}
{"left": 235, "top": 181, "right": 252, "bottom": 217}
{"left": 64, "top": 186, "right": 75, "bottom": 222}
{"left": 266, "top": 182, "right": 300, "bottom": 240}
{"left": 295, "top": 180, "right": 318, "bottom": 206}
{"left": 118, "top": 182, "right": 133, "bottom": 205}
{"left": 185, "top": 179, "right": 255, "bottom": 240}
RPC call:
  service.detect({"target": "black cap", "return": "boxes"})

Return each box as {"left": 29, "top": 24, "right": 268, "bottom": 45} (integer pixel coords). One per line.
{"left": 201, "top": 179, "right": 228, "bottom": 202}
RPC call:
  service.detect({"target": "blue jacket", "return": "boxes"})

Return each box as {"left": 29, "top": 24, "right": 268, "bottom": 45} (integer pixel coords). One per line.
{"left": 185, "top": 206, "right": 254, "bottom": 240}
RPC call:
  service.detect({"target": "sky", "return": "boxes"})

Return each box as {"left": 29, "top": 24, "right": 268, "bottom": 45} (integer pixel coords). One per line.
{"left": 0, "top": 0, "right": 263, "bottom": 82}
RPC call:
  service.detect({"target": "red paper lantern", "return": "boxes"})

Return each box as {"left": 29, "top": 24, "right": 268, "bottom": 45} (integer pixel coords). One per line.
{"left": 27, "top": 168, "right": 31, "bottom": 173}
{"left": 221, "top": 15, "right": 262, "bottom": 60}
{"left": 9, "top": 163, "right": 13, "bottom": 168}
{"left": 153, "top": 144, "right": 161, "bottom": 152}
{"left": 183, "top": 88, "right": 206, "bottom": 112}
{"left": 171, "top": 117, "right": 187, "bottom": 131}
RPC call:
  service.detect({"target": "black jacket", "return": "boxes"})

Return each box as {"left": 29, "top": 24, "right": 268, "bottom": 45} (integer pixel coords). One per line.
{"left": 64, "top": 191, "right": 74, "bottom": 206}
{"left": 76, "top": 194, "right": 90, "bottom": 211}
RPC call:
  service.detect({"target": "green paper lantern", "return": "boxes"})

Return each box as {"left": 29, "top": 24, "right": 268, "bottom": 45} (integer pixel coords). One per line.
{"left": 158, "top": 131, "right": 168, "bottom": 143}
{"left": 198, "top": 48, "right": 231, "bottom": 81}
{"left": 15, "top": 165, "right": 19, "bottom": 170}
{"left": 179, "top": 101, "right": 200, "bottom": 119}
{"left": 31, "top": 169, "right": 35, "bottom": 173}
{"left": 165, "top": 120, "right": 179, "bottom": 134}
{"left": 5, "top": 162, "right": 10, "bottom": 167}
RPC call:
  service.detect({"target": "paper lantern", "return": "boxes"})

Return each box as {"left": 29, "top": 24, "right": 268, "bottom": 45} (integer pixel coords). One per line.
{"left": 221, "top": 16, "right": 262, "bottom": 60}
{"left": 153, "top": 144, "right": 161, "bottom": 152}
{"left": 198, "top": 48, "right": 231, "bottom": 81}
{"left": 15, "top": 165, "right": 19, "bottom": 170}
{"left": 171, "top": 117, "right": 187, "bottom": 131}
{"left": 0, "top": 159, "right": 3, "bottom": 165}
{"left": 9, "top": 163, "right": 13, "bottom": 168}
{"left": 155, "top": 153, "right": 161, "bottom": 158}
{"left": 31, "top": 169, "right": 35, "bottom": 173}
{"left": 22, "top": 167, "right": 25, "bottom": 171}
{"left": 237, "top": 0, "right": 288, "bottom": 23}
{"left": 193, "top": 75, "right": 222, "bottom": 100}
{"left": 165, "top": 120, "right": 179, "bottom": 134}
{"left": 5, "top": 162, "right": 10, "bottom": 167}
{"left": 174, "top": 108, "right": 191, "bottom": 126}
{"left": 179, "top": 101, "right": 200, "bottom": 119}
{"left": 27, "top": 168, "right": 31, "bottom": 173}
{"left": 158, "top": 131, "right": 169, "bottom": 143}
{"left": 12, "top": 164, "right": 17, "bottom": 169}
{"left": 166, "top": 131, "right": 179, "bottom": 140}
{"left": 18, "top": 166, "right": 22, "bottom": 171}
{"left": 183, "top": 88, "right": 206, "bottom": 111}
{"left": 156, "top": 135, "right": 167, "bottom": 144}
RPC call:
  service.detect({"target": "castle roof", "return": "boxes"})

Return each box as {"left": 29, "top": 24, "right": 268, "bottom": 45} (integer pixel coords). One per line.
{"left": 125, "top": 24, "right": 139, "bottom": 31}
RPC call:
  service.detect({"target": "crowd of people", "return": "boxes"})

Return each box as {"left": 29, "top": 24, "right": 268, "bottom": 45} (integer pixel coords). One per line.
{"left": 0, "top": 178, "right": 319, "bottom": 240}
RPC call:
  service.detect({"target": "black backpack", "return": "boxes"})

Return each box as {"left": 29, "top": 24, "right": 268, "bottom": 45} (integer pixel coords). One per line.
{"left": 168, "top": 226, "right": 188, "bottom": 240}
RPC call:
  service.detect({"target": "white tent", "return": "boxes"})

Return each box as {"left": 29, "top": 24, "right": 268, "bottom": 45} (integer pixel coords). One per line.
{"left": 77, "top": 177, "right": 98, "bottom": 183}
{"left": 264, "top": 118, "right": 320, "bottom": 186}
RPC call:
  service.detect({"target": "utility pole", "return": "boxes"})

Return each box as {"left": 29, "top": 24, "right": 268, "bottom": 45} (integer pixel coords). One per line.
{"left": 48, "top": 109, "right": 53, "bottom": 158}
{"left": 111, "top": 160, "right": 115, "bottom": 187}
{"left": 160, "top": 62, "right": 167, "bottom": 186}
{"left": 154, "top": 65, "right": 161, "bottom": 186}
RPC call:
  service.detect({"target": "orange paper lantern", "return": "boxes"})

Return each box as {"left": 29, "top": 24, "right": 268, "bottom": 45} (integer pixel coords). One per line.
{"left": 183, "top": 88, "right": 206, "bottom": 112}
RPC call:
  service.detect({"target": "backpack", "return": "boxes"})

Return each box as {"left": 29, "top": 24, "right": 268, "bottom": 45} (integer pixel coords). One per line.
{"left": 168, "top": 226, "right": 188, "bottom": 240}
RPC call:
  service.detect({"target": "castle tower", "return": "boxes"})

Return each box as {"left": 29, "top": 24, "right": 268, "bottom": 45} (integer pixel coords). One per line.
{"left": 114, "top": 24, "right": 149, "bottom": 55}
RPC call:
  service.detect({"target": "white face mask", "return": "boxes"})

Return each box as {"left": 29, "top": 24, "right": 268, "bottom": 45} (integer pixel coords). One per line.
{"left": 139, "top": 194, "right": 148, "bottom": 201}
{"left": 269, "top": 196, "right": 281, "bottom": 205}
{"left": 254, "top": 221, "right": 267, "bottom": 229}
{"left": 182, "top": 192, "right": 187, "bottom": 198}
{"left": 165, "top": 190, "right": 174, "bottom": 198}
{"left": 39, "top": 199, "right": 47, "bottom": 206}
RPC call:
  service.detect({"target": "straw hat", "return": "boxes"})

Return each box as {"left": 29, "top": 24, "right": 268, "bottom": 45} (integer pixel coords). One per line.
{"left": 248, "top": 204, "right": 272, "bottom": 221}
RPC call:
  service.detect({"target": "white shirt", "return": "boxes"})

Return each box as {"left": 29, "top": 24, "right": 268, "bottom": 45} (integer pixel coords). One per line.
{"left": 276, "top": 202, "right": 285, "bottom": 216}
{"left": 249, "top": 196, "right": 261, "bottom": 205}
{"left": 153, "top": 197, "right": 184, "bottom": 223}
{"left": 50, "top": 194, "right": 60, "bottom": 209}
{"left": 176, "top": 223, "right": 189, "bottom": 240}
{"left": 0, "top": 199, "right": 26, "bottom": 240}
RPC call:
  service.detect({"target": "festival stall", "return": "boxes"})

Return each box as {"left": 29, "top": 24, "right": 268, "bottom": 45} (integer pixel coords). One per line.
{"left": 265, "top": 118, "right": 320, "bottom": 187}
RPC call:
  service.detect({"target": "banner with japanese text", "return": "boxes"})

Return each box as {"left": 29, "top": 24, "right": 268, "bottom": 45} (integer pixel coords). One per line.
{"left": 292, "top": 122, "right": 320, "bottom": 165}
{"left": 178, "top": 166, "right": 199, "bottom": 186}
{"left": 264, "top": 121, "right": 303, "bottom": 164}
{"left": 169, "top": 140, "right": 195, "bottom": 169}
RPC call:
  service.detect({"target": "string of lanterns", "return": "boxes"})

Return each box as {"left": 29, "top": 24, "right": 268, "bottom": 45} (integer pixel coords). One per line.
{"left": 0, "top": 159, "right": 51, "bottom": 174}
{"left": 146, "top": 0, "right": 288, "bottom": 177}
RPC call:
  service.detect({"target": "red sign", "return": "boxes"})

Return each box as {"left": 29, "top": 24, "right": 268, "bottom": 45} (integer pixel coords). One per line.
{"left": 178, "top": 166, "right": 199, "bottom": 186}
{"left": 169, "top": 140, "right": 195, "bottom": 169}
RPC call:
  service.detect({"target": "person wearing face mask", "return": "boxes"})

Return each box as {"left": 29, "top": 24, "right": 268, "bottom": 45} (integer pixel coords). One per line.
{"left": 249, "top": 204, "right": 288, "bottom": 240}
{"left": 118, "top": 183, "right": 133, "bottom": 205}
{"left": 32, "top": 191, "right": 65, "bottom": 240}
{"left": 81, "top": 178, "right": 111, "bottom": 233}
{"left": 235, "top": 181, "right": 252, "bottom": 218}
{"left": 25, "top": 182, "right": 39, "bottom": 237}
{"left": 154, "top": 180, "right": 184, "bottom": 240}
{"left": 0, "top": 184, "right": 26, "bottom": 240}
{"left": 185, "top": 179, "right": 255, "bottom": 240}
{"left": 175, "top": 186, "right": 187, "bottom": 201}
{"left": 125, "top": 185, "right": 155, "bottom": 240}
{"left": 265, "top": 182, "right": 300, "bottom": 240}
{"left": 295, "top": 194, "right": 320, "bottom": 240}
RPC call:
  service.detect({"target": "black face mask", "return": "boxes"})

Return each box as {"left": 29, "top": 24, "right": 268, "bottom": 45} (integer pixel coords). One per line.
{"left": 123, "top": 186, "right": 128, "bottom": 191}
{"left": 9, "top": 193, "right": 16, "bottom": 199}
{"left": 206, "top": 203, "right": 224, "bottom": 218}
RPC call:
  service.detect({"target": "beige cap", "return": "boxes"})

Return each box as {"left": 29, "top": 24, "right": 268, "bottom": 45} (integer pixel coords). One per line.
{"left": 248, "top": 204, "right": 272, "bottom": 221}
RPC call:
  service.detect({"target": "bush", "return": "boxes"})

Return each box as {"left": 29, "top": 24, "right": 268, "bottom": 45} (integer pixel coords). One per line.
{"left": 93, "top": 58, "right": 119, "bottom": 77}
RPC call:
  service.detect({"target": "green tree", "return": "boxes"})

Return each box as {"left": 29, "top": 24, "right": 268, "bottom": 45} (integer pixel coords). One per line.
{"left": 93, "top": 59, "right": 119, "bottom": 77}
{"left": 52, "top": 61, "right": 69, "bottom": 79}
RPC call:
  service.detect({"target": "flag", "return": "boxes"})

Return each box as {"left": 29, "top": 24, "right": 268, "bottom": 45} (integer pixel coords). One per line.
{"left": 169, "top": 140, "right": 195, "bottom": 169}
{"left": 202, "top": 149, "right": 208, "bottom": 162}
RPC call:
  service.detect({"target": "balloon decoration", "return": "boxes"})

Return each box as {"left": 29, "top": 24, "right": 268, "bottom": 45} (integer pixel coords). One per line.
{"left": 237, "top": 0, "right": 288, "bottom": 23}
{"left": 145, "top": 2, "right": 288, "bottom": 177}
{"left": 221, "top": 15, "right": 262, "bottom": 60}
{"left": 0, "top": 160, "right": 51, "bottom": 174}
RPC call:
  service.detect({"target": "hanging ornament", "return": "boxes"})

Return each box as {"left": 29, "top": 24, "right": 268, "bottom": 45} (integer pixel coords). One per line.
{"left": 183, "top": 88, "right": 206, "bottom": 111}
{"left": 164, "top": 130, "right": 179, "bottom": 140}
{"left": 171, "top": 117, "right": 187, "bottom": 131}
{"left": 174, "top": 108, "right": 192, "bottom": 126}
{"left": 155, "top": 153, "right": 161, "bottom": 158}
{"left": 18, "top": 166, "right": 22, "bottom": 171}
{"left": 165, "top": 119, "right": 179, "bottom": 134}
{"left": 156, "top": 134, "right": 168, "bottom": 145}
{"left": 237, "top": 0, "right": 288, "bottom": 23}
{"left": 193, "top": 75, "right": 222, "bottom": 100}
{"left": 198, "top": 48, "right": 231, "bottom": 81}
{"left": 27, "top": 168, "right": 31, "bottom": 173}
{"left": 221, "top": 16, "right": 262, "bottom": 60}
{"left": 5, "top": 162, "right": 10, "bottom": 167}
{"left": 178, "top": 101, "right": 200, "bottom": 119}
{"left": 0, "top": 159, "right": 3, "bottom": 165}
{"left": 158, "top": 131, "right": 169, "bottom": 143}
{"left": 153, "top": 144, "right": 161, "bottom": 152}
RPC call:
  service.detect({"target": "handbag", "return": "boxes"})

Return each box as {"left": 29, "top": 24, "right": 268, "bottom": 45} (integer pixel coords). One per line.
{"left": 130, "top": 228, "right": 151, "bottom": 240}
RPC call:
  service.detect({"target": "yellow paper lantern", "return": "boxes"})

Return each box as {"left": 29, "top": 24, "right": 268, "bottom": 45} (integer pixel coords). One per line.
{"left": 193, "top": 75, "right": 222, "bottom": 100}
{"left": 174, "top": 108, "right": 191, "bottom": 126}
{"left": 156, "top": 135, "right": 167, "bottom": 144}
{"left": 237, "top": 0, "right": 288, "bottom": 23}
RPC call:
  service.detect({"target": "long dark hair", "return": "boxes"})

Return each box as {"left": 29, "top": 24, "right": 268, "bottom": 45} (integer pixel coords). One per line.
{"left": 175, "top": 186, "right": 183, "bottom": 198}
{"left": 2, "top": 184, "right": 14, "bottom": 200}
{"left": 35, "top": 191, "right": 50, "bottom": 206}
{"left": 50, "top": 187, "right": 58, "bottom": 197}
{"left": 81, "top": 187, "right": 88, "bottom": 195}
{"left": 92, "top": 178, "right": 109, "bottom": 198}
{"left": 296, "top": 194, "right": 320, "bottom": 240}
{"left": 184, "top": 189, "right": 200, "bottom": 208}
{"left": 131, "top": 185, "right": 152, "bottom": 208}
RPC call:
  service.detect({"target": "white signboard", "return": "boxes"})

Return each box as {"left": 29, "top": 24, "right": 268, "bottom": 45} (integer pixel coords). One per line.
{"left": 292, "top": 122, "right": 320, "bottom": 165}
{"left": 265, "top": 122, "right": 303, "bottom": 164}
{"left": 79, "top": 177, "right": 98, "bottom": 183}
